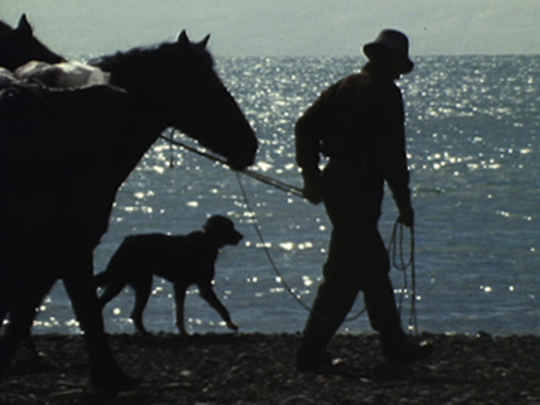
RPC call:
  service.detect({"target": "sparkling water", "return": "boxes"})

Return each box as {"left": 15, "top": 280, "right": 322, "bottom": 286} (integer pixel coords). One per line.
{"left": 35, "top": 55, "right": 539, "bottom": 336}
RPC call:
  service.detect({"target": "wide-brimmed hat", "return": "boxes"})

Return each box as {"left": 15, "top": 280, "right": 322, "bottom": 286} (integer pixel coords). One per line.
{"left": 363, "top": 29, "right": 414, "bottom": 74}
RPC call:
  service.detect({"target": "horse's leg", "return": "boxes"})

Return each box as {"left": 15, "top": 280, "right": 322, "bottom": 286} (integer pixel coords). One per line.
{"left": 62, "top": 250, "right": 138, "bottom": 394}
{"left": 0, "top": 257, "right": 14, "bottom": 331}
{"left": 97, "top": 280, "right": 127, "bottom": 308}
{"left": 0, "top": 283, "right": 8, "bottom": 330}
{"left": 0, "top": 273, "right": 55, "bottom": 379}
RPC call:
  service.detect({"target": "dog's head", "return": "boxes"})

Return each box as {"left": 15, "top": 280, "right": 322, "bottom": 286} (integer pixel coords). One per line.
{"left": 203, "top": 215, "right": 243, "bottom": 247}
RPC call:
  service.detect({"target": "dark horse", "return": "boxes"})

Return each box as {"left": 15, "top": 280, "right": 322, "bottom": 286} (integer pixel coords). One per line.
{"left": 0, "top": 14, "right": 65, "bottom": 69}
{"left": 0, "top": 17, "right": 257, "bottom": 394}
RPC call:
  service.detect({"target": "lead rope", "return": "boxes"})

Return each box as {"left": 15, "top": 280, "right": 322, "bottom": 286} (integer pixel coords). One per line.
{"left": 160, "top": 135, "right": 417, "bottom": 331}
{"left": 235, "top": 172, "right": 366, "bottom": 323}
{"left": 159, "top": 133, "right": 304, "bottom": 197}
{"left": 166, "top": 129, "right": 176, "bottom": 168}
{"left": 235, "top": 171, "right": 311, "bottom": 312}
{"left": 236, "top": 171, "right": 417, "bottom": 329}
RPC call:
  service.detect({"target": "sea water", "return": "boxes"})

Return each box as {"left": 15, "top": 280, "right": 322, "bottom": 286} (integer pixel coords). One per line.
{"left": 34, "top": 55, "right": 539, "bottom": 336}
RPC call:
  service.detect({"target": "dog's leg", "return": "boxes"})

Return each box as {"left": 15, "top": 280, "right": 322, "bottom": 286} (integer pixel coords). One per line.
{"left": 63, "top": 252, "right": 137, "bottom": 394}
{"left": 173, "top": 283, "right": 189, "bottom": 335}
{"left": 198, "top": 284, "right": 238, "bottom": 332}
{"left": 130, "top": 274, "right": 152, "bottom": 334}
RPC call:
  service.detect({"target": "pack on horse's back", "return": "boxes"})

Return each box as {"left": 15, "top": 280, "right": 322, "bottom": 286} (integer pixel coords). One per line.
{"left": 15, "top": 60, "right": 111, "bottom": 88}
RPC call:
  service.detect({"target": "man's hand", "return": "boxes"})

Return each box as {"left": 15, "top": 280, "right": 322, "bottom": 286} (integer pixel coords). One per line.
{"left": 398, "top": 205, "right": 414, "bottom": 228}
{"left": 301, "top": 169, "right": 323, "bottom": 205}
{"left": 303, "top": 183, "right": 322, "bottom": 204}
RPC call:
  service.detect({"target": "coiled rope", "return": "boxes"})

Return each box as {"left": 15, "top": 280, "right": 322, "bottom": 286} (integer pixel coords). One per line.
{"left": 388, "top": 221, "right": 418, "bottom": 335}
{"left": 160, "top": 134, "right": 418, "bottom": 333}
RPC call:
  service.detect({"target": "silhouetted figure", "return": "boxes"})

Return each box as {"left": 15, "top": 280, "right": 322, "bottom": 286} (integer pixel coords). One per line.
{"left": 0, "top": 23, "right": 257, "bottom": 394}
{"left": 295, "top": 29, "right": 430, "bottom": 372}
{"left": 96, "top": 215, "right": 242, "bottom": 335}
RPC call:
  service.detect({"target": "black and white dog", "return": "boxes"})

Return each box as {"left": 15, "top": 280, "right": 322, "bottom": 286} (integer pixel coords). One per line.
{"left": 95, "top": 215, "right": 242, "bottom": 335}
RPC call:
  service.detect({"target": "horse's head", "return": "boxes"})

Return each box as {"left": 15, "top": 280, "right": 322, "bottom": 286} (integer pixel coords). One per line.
{"left": 0, "top": 14, "right": 65, "bottom": 71}
{"left": 98, "top": 31, "right": 258, "bottom": 171}
{"left": 155, "top": 31, "right": 257, "bottom": 170}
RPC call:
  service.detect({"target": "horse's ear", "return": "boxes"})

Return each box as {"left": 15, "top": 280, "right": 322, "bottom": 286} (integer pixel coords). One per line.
{"left": 177, "top": 30, "right": 189, "bottom": 45}
{"left": 17, "top": 14, "right": 33, "bottom": 36}
{"left": 199, "top": 34, "right": 210, "bottom": 48}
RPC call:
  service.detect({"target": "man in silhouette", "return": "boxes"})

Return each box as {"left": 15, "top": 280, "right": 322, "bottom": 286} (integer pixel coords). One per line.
{"left": 295, "top": 29, "right": 430, "bottom": 371}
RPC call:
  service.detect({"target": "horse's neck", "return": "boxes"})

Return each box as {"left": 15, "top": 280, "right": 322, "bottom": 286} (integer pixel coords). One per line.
{"left": 92, "top": 51, "right": 141, "bottom": 91}
{"left": 93, "top": 51, "right": 166, "bottom": 125}
{"left": 0, "top": 24, "right": 11, "bottom": 36}
{"left": 90, "top": 53, "right": 168, "bottom": 189}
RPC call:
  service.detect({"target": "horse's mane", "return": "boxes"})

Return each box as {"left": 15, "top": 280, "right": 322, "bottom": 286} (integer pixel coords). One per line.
{"left": 0, "top": 20, "right": 13, "bottom": 35}
{"left": 92, "top": 38, "right": 215, "bottom": 75}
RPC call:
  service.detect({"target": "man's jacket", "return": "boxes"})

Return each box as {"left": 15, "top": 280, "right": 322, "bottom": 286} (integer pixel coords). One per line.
{"left": 295, "top": 70, "right": 412, "bottom": 210}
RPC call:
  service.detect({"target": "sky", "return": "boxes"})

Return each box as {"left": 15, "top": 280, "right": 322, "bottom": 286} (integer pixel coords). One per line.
{"left": 2, "top": 1, "right": 540, "bottom": 58}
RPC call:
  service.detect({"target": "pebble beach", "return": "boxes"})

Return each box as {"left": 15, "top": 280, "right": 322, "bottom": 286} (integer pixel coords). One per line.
{"left": 1, "top": 332, "right": 540, "bottom": 404}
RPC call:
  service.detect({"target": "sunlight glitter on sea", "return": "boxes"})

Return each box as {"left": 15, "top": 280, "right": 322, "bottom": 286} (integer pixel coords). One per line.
{"left": 28, "top": 55, "right": 539, "bottom": 335}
